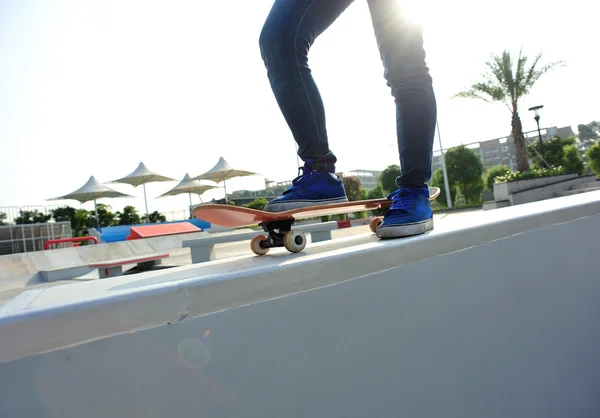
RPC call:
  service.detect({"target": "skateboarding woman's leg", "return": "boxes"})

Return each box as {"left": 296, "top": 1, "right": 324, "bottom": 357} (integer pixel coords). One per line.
{"left": 366, "top": 0, "right": 438, "bottom": 238}
{"left": 259, "top": 0, "right": 354, "bottom": 212}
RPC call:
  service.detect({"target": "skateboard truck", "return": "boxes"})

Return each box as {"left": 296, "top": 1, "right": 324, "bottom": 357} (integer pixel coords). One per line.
{"left": 250, "top": 218, "right": 307, "bottom": 256}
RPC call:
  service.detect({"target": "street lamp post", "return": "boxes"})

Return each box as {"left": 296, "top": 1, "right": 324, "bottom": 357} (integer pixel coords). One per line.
{"left": 529, "top": 105, "right": 545, "bottom": 161}
{"left": 436, "top": 120, "right": 452, "bottom": 209}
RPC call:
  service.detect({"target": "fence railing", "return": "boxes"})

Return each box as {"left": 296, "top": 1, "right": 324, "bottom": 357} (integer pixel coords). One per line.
{"left": 0, "top": 222, "right": 72, "bottom": 255}
{"left": 44, "top": 236, "right": 98, "bottom": 250}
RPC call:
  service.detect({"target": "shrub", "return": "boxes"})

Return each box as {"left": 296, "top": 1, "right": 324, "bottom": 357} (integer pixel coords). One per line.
{"left": 494, "top": 166, "right": 567, "bottom": 183}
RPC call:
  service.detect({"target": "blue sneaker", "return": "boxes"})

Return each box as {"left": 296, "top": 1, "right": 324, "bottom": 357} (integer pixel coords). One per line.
{"left": 376, "top": 186, "right": 433, "bottom": 239}
{"left": 264, "top": 161, "right": 348, "bottom": 212}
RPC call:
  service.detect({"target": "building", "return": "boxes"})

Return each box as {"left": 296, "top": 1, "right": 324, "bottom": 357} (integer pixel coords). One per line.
{"left": 431, "top": 126, "right": 575, "bottom": 174}
{"left": 336, "top": 169, "right": 382, "bottom": 191}
{"left": 232, "top": 169, "right": 383, "bottom": 202}
{"left": 265, "top": 179, "right": 293, "bottom": 190}
{"left": 265, "top": 169, "right": 384, "bottom": 193}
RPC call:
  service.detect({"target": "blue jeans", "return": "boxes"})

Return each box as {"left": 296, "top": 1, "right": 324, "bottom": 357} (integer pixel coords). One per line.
{"left": 259, "top": 0, "right": 437, "bottom": 187}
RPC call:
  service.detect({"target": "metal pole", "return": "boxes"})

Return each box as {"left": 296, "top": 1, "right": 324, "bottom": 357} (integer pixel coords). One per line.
{"left": 21, "top": 225, "right": 26, "bottom": 253}
{"left": 436, "top": 120, "right": 453, "bottom": 209}
{"left": 535, "top": 116, "right": 544, "bottom": 160}
{"left": 94, "top": 199, "right": 99, "bottom": 229}
{"left": 143, "top": 183, "right": 150, "bottom": 223}
{"left": 295, "top": 142, "right": 300, "bottom": 168}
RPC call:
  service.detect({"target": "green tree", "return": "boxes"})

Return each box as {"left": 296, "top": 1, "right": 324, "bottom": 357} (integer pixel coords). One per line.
{"left": 445, "top": 145, "right": 485, "bottom": 204}
{"left": 562, "top": 144, "right": 585, "bottom": 175}
{"left": 116, "top": 205, "right": 142, "bottom": 225}
{"left": 485, "top": 165, "right": 511, "bottom": 190}
{"left": 51, "top": 206, "right": 76, "bottom": 223}
{"left": 528, "top": 136, "right": 585, "bottom": 175}
{"left": 142, "top": 211, "right": 167, "bottom": 223}
{"left": 577, "top": 122, "right": 599, "bottom": 150}
{"left": 244, "top": 198, "right": 268, "bottom": 211}
{"left": 51, "top": 206, "right": 91, "bottom": 236}
{"left": 464, "top": 177, "right": 485, "bottom": 205}
{"left": 528, "top": 136, "right": 575, "bottom": 169}
{"left": 271, "top": 186, "right": 286, "bottom": 196}
{"left": 93, "top": 204, "right": 116, "bottom": 228}
{"left": 214, "top": 198, "right": 236, "bottom": 205}
{"left": 367, "top": 184, "right": 385, "bottom": 199}
{"left": 72, "top": 209, "right": 92, "bottom": 236}
{"left": 15, "top": 210, "right": 51, "bottom": 224}
{"left": 586, "top": 141, "right": 600, "bottom": 176}
{"left": 378, "top": 165, "right": 401, "bottom": 193}
{"left": 342, "top": 176, "right": 362, "bottom": 201}
{"left": 360, "top": 184, "right": 386, "bottom": 217}
{"left": 0, "top": 212, "right": 7, "bottom": 226}
{"left": 454, "top": 48, "right": 564, "bottom": 172}
{"left": 430, "top": 168, "right": 456, "bottom": 208}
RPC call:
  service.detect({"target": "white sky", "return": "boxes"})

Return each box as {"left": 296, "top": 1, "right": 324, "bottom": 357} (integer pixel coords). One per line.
{"left": 1, "top": 0, "right": 598, "bottom": 217}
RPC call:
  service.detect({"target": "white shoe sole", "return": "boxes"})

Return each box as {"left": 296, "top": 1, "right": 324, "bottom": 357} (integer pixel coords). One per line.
{"left": 376, "top": 218, "right": 433, "bottom": 239}
{"left": 264, "top": 196, "right": 349, "bottom": 213}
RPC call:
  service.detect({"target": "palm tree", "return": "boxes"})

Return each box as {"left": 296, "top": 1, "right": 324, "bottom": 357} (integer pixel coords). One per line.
{"left": 454, "top": 48, "right": 564, "bottom": 172}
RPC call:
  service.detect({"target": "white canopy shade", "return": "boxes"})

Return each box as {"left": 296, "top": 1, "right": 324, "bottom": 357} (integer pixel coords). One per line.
{"left": 158, "top": 174, "right": 218, "bottom": 216}
{"left": 108, "top": 162, "right": 175, "bottom": 187}
{"left": 47, "top": 175, "right": 133, "bottom": 227}
{"left": 108, "top": 162, "right": 176, "bottom": 222}
{"left": 192, "top": 157, "right": 257, "bottom": 202}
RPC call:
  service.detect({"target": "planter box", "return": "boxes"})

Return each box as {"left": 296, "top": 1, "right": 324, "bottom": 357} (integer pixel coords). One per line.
{"left": 493, "top": 174, "right": 577, "bottom": 201}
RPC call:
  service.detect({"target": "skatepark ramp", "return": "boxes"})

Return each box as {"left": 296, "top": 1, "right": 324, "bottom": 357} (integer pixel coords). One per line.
{"left": 0, "top": 191, "right": 599, "bottom": 418}
{"left": 0, "top": 230, "right": 210, "bottom": 292}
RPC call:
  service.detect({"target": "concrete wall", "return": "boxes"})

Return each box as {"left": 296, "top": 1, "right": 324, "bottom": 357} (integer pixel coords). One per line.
{"left": 511, "top": 175, "right": 597, "bottom": 205}
{"left": 493, "top": 174, "right": 577, "bottom": 200}
{"left": 0, "top": 192, "right": 599, "bottom": 418}
{"left": 491, "top": 174, "right": 596, "bottom": 207}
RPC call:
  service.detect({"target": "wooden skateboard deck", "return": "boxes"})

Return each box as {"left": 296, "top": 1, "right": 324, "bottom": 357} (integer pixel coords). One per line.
{"left": 192, "top": 186, "right": 440, "bottom": 228}
{"left": 193, "top": 186, "right": 440, "bottom": 256}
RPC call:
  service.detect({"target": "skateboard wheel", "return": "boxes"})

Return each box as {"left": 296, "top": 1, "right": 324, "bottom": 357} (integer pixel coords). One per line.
{"left": 369, "top": 217, "right": 383, "bottom": 233}
{"left": 250, "top": 234, "right": 269, "bottom": 256}
{"left": 283, "top": 230, "right": 306, "bottom": 253}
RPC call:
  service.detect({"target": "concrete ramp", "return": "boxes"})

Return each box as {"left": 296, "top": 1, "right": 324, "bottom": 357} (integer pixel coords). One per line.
{"left": 0, "top": 230, "right": 209, "bottom": 291}
{"left": 0, "top": 191, "right": 599, "bottom": 418}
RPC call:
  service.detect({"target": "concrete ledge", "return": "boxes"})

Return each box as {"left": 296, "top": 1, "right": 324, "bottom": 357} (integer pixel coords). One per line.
{"left": 0, "top": 288, "right": 47, "bottom": 316}
{"left": 182, "top": 230, "right": 261, "bottom": 264}
{"left": 0, "top": 192, "right": 599, "bottom": 417}
{"left": 493, "top": 173, "right": 577, "bottom": 200}
{"left": 296, "top": 221, "right": 338, "bottom": 242}
{"left": 182, "top": 222, "right": 340, "bottom": 263}
{"left": 482, "top": 199, "right": 510, "bottom": 211}
{"left": 89, "top": 254, "right": 170, "bottom": 279}
{"left": 0, "top": 191, "right": 599, "bottom": 365}
{"left": 511, "top": 174, "right": 597, "bottom": 205}
{"left": 39, "top": 266, "right": 94, "bottom": 283}
{"left": 489, "top": 174, "right": 596, "bottom": 208}
{"left": 555, "top": 184, "right": 600, "bottom": 197}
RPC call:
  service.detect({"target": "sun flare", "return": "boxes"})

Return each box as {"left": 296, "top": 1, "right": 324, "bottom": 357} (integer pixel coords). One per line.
{"left": 396, "top": 0, "right": 430, "bottom": 27}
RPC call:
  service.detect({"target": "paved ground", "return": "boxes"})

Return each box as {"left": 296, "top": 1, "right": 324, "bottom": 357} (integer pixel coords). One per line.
{"left": 0, "top": 209, "right": 481, "bottom": 306}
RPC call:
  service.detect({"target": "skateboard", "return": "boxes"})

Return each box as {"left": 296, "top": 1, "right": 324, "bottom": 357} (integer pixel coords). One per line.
{"left": 193, "top": 186, "right": 440, "bottom": 256}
